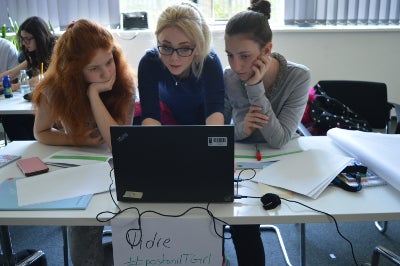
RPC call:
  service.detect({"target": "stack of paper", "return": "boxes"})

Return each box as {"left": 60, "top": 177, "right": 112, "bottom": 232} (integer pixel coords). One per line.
{"left": 327, "top": 128, "right": 400, "bottom": 192}
{"left": 252, "top": 149, "right": 353, "bottom": 199}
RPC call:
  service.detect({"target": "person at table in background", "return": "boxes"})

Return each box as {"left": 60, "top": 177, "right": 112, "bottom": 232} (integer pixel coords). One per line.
{"left": 224, "top": 0, "right": 311, "bottom": 265}
{"left": 0, "top": 38, "right": 18, "bottom": 143}
{"left": 31, "top": 19, "right": 135, "bottom": 265}
{"left": 0, "top": 16, "right": 57, "bottom": 141}
{"left": 0, "top": 16, "right": 56, "bottom": 90}
{"left": 0, "top": 38, "right": 18, "bottom": 73}
{"left": 136, "top": 1, "right": 224, "bottom": 126}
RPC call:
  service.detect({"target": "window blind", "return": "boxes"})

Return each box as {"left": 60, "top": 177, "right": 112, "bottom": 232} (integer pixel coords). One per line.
{"left": 0, "top": 0, "right": 120, "bottom": 31}
{"left": 284, "top": 0, "right": 400, "bottom": 26}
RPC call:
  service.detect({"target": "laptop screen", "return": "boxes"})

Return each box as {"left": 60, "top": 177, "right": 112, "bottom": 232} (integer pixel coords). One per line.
{"left": 110, "top": 125, "right": 235, "bottom": 203}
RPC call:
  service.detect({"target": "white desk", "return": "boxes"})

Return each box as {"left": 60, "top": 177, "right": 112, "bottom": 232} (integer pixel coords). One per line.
{"left": 0, "top": 92, "right": 33, "bottom": 115}
{"left": 0, "top": 138, "right": 399, "bottom": 226}
{"left": 1, "top": 138, "right": 399, "bottom": 266}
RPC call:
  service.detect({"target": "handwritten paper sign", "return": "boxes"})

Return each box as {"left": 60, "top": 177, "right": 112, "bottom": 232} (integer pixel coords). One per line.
{"left": 111, "top": 216, "right": 223, "bottom": 266}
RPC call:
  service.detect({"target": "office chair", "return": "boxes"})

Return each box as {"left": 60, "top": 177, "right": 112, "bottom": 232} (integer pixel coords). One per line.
{"left": 371, "top": 246, "right": 400, "bottom": 266}
{"left": 314, "top": 80, "right": 400, "bottom": 134}
{"left": 1, "top": 225, "right": 47, "bottom": 265}
{"left": 298, "top": 80, "right": 400, "bottom": 236}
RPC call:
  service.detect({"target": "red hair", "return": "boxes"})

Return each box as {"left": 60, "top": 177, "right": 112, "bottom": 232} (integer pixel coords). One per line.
{"left": 32, "top": 19, "right": 135, "bottom": 145}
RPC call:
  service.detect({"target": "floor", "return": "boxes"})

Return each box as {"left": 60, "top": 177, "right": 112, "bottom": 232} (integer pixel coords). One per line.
{"left": 3, "top": 220, "right": 400, "bottom": 266}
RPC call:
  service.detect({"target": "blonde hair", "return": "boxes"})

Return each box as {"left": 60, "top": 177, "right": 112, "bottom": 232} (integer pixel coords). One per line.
{"left": 156, "top": 1, "right": 210, "bottom": 78}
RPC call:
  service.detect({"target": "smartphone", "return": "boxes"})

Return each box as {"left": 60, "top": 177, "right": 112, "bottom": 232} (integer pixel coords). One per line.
{"left": 16, "top": 157, "right": 49, "bottom": 177}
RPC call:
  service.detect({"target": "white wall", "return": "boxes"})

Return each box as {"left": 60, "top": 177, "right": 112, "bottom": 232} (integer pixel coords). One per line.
{"left": 113, "top": 28, "right": 400, "bottom": 106}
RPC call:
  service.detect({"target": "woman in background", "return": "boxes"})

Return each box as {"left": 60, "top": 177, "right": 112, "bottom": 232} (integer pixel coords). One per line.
{"left": 0, "top": 16, "right": 57, "bottom": 141}
{"left": 32, "top": 19, "right": 135, "bottom": 265}
{"left": 0, "top": 16, "right": 56, "bottom": 89}
{"left": 224, "top": 0, "right": 311, "bottom": 265}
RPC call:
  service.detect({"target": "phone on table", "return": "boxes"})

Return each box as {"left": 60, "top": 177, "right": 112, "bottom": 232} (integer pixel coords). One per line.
{"left": 16, "top": 157, "right": 49, "bottom": 177}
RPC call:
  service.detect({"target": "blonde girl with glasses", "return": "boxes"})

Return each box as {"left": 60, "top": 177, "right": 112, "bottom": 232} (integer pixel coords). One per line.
{"left": 135, "top": 1, "right": 225, "bottom": 126}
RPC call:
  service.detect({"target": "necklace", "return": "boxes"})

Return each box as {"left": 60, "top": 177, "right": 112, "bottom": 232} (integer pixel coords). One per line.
{"left": 171, "top": 74, "right": 181, "bottom": 86}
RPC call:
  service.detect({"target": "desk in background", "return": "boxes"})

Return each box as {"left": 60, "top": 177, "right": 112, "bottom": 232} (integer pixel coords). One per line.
{"left": 0, "top": 138, "right": 400, "bottom": 265}
{"left": 0, "top": 92, "right": 35, "bottom": 144}
{"left": 0, "top": 92, "right": 33, "bottom": 115}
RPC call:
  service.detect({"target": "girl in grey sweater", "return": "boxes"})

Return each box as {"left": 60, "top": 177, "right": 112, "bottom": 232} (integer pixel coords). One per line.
{"left": 223, "top": 1, "right": 311, "bottom": 265}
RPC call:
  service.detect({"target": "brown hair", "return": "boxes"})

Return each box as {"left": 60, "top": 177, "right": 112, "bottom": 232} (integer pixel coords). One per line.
{"left": 18, "top": 16, "right": 57, "bottom": 75}
{"left": 225, "top": 0, "right": 272, "bottom": 49}
{"left": 32, "top": 19, "right": 135, "bottom": 145}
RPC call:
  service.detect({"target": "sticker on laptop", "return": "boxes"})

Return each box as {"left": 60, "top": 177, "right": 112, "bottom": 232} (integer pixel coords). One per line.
{"left": 123, "top": 191, "right": 143, "bottom": 199}
{"left": 208, "top": 137, "right": 228, "bottom": 146}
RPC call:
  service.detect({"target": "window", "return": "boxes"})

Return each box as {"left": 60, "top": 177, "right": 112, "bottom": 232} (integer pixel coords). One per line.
{"left": 119, "top": 0, "right": 400, "bottom": 29}
{"left": 0, "top": 0, "right": 120, "bottom": 31}
{"left": 119, "top": 0, "right": 284, "bottom": 29}
{"left": 0, "top": 0, "right": 398, "bottom": 33}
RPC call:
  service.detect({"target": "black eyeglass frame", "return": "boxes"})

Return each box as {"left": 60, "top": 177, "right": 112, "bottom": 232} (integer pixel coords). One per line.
{"left": 19, "top": 36, "right": 35, "bottom": 44}
{"left": 157, "top": 46, "right": 195, "bottom": 57}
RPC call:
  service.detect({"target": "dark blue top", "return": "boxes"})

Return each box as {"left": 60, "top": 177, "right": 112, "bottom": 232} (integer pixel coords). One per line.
{"left": 138, "top": 48, "right": 225, "bottom": 125}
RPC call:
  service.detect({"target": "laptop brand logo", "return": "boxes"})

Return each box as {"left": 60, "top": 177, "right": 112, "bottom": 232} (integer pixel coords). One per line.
{"left": 116, "top": 132, "right": 129, "bottom": 142}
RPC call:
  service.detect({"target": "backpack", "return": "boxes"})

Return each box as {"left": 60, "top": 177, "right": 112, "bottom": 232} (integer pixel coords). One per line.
{"left": 302, "top": 86, "right": 372, "bottom": 135}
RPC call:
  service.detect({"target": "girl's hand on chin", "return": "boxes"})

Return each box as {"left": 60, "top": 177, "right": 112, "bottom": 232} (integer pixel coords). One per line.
{"left": 87, "top": 74, "right": 116, "bottom": 95}
{"left": 247, "top": 54, "right": 271, "bottom": 86}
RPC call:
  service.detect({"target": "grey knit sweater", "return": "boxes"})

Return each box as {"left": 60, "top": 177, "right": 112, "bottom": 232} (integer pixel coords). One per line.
{"left": 224, "top": 53, "right": 311, "bottom": 148}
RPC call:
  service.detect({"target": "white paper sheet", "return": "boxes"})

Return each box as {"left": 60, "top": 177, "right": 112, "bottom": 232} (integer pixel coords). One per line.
{"left": 252, "top": 149, "right": 353, "bottom": 199}
{"left": 16, "top": 162, "right": 113, "bottom": 206}
{"left": 327, "top": 128, "right": 400, "bottom": 192}
{"left": 111, "top": 217, "right": 223, "bottom": 266}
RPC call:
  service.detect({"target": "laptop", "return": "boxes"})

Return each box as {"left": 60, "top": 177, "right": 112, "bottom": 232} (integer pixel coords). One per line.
{"left": 110, "top": 125, "right": 235, "bottom": 203}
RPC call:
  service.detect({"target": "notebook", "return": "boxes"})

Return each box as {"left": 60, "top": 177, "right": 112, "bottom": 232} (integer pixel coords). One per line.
{"left": 110, "top": 125, "right": 235, "bottom": 203}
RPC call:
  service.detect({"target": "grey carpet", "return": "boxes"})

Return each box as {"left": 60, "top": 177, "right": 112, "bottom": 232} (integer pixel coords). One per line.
{"left": 4, "top": 220, "right": 399, "bottom": 266}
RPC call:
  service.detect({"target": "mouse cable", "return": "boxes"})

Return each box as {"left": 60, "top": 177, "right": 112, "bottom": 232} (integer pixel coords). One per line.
{"left": 232, "top": 172, "right": 359, "bottom": 266}
{"left": 280, "top": 197, "right": 358, "bottom": 265}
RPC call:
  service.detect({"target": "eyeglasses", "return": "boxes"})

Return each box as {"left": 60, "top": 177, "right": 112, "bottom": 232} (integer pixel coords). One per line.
{"left": 19, "top": 36, "right": 35, "bottom": 44}
{"left": 157, "top": 46, "right": 195, "bottom": 57}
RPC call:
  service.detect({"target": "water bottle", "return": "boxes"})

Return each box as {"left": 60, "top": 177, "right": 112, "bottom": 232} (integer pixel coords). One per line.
{"left": 2, "top": 75, "right": 13, "bottom": 98}
{"left": 1, "top": 24, "right": 6, "bottom": 38}
{"left": 19, "top": 69, "right": 31, "bottom": 96}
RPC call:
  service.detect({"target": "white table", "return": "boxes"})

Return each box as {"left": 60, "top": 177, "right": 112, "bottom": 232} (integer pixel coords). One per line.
{"left": 1, "top": 138, "right": 399, "bottom": 225}
{"left": 0, "top": 92, "right": 33, "bottom": 115}
{"left": 1, "top": 137, "right": 399, "bottom": 265}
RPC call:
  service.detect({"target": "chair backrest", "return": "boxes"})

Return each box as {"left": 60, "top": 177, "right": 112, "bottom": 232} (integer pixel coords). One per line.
{"left": 316, "top": 80, "right": 391, "bottom": 130}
